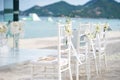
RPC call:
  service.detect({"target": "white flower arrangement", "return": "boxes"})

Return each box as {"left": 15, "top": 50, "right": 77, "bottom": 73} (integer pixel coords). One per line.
{"left": 0, "top": 24, "right": 7, "bottom": 33}
{"left": 95, "top": 23, "right": 109, "bottom": 33}
{"left": 10, "top": 21, "right": 24, "bottom": 35}
{"left": 83, "top": 23, "right": 109, "bottom": 40}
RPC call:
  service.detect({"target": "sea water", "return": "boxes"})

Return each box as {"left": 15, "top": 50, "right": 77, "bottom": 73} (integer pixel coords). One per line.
{"left": 23, "top": 17, "right": 120, "bottom": 38}
{"left": 0, "top": 16, "right": 120, "bottom": 38}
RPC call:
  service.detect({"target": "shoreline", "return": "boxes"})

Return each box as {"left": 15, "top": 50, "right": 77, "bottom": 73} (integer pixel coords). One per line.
{"left": 19, "top": 31, "right": 120, "bottom": 49}
{"left": 19, "top": 37, "right": 58, "bottom": 49}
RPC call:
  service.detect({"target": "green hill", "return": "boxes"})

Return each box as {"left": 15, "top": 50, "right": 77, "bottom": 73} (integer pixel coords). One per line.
{"left": 21, "top": 1, "right": 81, "bottom": 17}
{"left": 21, "top": 0, "right": 120, "bottom": 19}
{"left": 75, "top": 0, "right": 120, "bottom": 18}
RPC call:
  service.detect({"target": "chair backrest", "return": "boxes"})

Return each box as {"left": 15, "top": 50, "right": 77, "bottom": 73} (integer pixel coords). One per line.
{"left": 79, "top": 22, "right": 91, "bottom": 36}
{"left": 58, "top": 22, "right": 84, "bottom": 65}
{"left": 93, "top": 23, "right": 108, "bottom": 49}
{"left": 92, "top": 23, "right": 109, "bottom": 39}
{"left": 77, "top": 23, "right": 90, "bottom": 54}
{"left": 58, "top": 21, "right": 72, "bottom": 66}
{"left": 78, "top": 22, "right": 103, "bottom": 60}
{"left": 74, "top": 22, "right": 92, "bottom": 64}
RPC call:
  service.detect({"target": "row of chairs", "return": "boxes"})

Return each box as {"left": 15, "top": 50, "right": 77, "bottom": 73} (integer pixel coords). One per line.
{"left": 30, "top": 21, "right": 108, "bottom": 80}
{"left": 75, "top": 22, "right": 108, "bottom": 80}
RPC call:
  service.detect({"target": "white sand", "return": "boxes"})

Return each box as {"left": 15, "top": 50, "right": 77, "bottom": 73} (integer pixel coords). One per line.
{"left": 106, "top": 31, "right": 120, "bottom": 39}
{"left": 19, "top": 37, "right": 58, "bottom": 49}
{"left": 19, "top": 31, "right": 120, "bottom": 49}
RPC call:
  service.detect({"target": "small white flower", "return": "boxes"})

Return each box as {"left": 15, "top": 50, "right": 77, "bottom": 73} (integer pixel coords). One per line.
{"left": 0, "top": 24, "right": 7, "bottom": 33}
{"left": 10, "top": 21, "right": 24, "bottom": 35}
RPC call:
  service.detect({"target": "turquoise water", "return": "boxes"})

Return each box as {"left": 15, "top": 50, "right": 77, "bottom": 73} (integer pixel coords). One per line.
{"left": 24, "top": 20, "right": 58, "bottom": 38}
{"left": 0, "top": 16, "right": 120, "bottom": 38}
{"left": 23, "top": 17, "right": 120, "bottom": 38}
{"left": 0, "top": 15, "right": 4, "bottom": 21}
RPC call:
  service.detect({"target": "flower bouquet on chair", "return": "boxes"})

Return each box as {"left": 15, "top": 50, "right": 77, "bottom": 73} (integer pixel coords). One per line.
{"left": 10, "top": 21, "right": 24, "bottom": 51}
{"left": 64, "top": 18, "right": 72, "bottom": 45}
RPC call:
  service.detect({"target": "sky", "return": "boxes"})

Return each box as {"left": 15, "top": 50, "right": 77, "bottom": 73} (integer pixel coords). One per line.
{"left": 0, "top": 0, "right": 120, "bottom": 11}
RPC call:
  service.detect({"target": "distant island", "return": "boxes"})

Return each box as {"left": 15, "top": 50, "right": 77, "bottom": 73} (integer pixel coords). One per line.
{"left": 1, "top": 0, "right": 120, "bottom": 19}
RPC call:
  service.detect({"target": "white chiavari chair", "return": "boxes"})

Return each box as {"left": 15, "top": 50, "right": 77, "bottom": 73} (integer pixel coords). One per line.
{"left": 93, "top": 23, "right": 108, "bottom": 73}
{"left": 30, "top": 21, "right": 73, "bottom": 80}
{"left": 75, "top": 22, "right": 99, "bottom": 80}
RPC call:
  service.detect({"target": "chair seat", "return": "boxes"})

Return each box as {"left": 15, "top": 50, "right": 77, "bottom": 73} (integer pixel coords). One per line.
{"left": 31, "top": 56, "right": 68, "bottom": 67}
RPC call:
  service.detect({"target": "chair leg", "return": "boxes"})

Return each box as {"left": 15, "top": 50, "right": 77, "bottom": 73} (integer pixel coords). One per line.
{"left": 104, "top": 53, "right": 107, "bottom": 69}
{"left": 69, "top": 67, "right": 73, "bottom": 80}
{"left": 92, "top": 44, "right": 99, "bottom": 76}
{"left": 86, "top": 57, "right": 91, "bottom": 80}
{"left": 98, "top": 52, "right": 102, "bottom": 74}
{"left": 58, "top": 63, "right": 62, "bottom": 80}
{"left": 94, "top": 58, "right": 99, "bottom": 76}
{"left": 31, "top": 64, "right": 34, "bottom": 80}
{"left": 58, "top": 70, "right": 62, "bottom": 80}
{"left": 64, "top": 69, "right": 67, "bottom": 80}
{"left": 76, "top": 61, "right": 79, "bottom": 80}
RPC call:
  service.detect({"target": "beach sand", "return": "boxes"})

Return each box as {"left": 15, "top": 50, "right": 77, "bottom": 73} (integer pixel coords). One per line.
{"left": 19, "top": 37, "right": 58, "bottom": 49}
{"left": 19, "top": 31, "right": 120, "bottom": 49}
{"left": 0, "top": 31, "right": 120, "bottom": 80}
